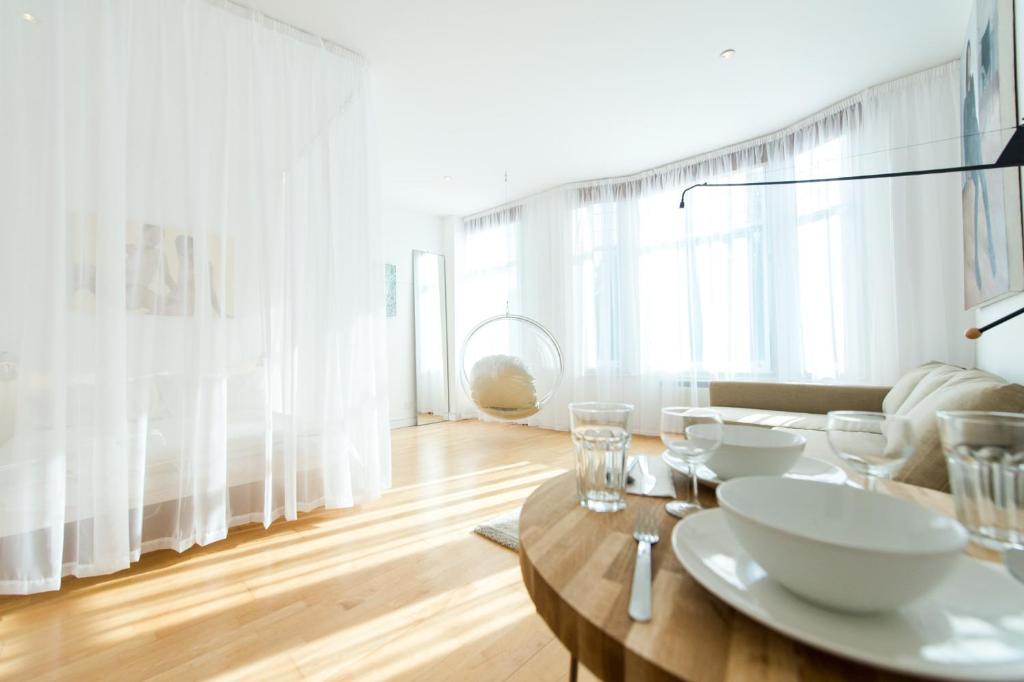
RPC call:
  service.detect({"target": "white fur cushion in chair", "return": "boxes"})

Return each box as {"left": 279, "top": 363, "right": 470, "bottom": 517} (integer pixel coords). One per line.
{"left": 469, "top": 354, "right": 539, "bottom": 419}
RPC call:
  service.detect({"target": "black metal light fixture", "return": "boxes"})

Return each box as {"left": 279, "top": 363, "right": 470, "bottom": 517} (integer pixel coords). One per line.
{"left": 965, "top": 305, "right": 1024, "bottom": 339}
{"left": 678, "top": 125, "right": 1024, "bottom": 338}
{"left": 678, "top": 125, "right": 1024, "bottom": 208}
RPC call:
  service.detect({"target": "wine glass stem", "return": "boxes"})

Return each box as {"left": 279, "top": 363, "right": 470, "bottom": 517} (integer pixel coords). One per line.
{"left": 866, "top": 474, "right": 877, "bottom": 492}
{"left": 690, "top": 462, "right": 699, "bottom": 503}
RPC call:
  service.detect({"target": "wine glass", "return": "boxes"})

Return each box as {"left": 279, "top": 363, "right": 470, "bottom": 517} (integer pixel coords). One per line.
{"left": 826, "top": 411, "right": 914, "bottom": 492}
{"left": 661, "top": 407, "right": 724, "bottom": 518}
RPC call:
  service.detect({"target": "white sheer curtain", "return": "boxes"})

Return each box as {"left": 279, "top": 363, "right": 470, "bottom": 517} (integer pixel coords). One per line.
{"left": 0, "top": 0, "right": 390, "bottom": 594}
{"left": 456, "top": 62, "right": 973, "bottom": 434}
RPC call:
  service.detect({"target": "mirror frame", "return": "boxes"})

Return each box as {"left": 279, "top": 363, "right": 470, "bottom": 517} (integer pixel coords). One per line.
{"left": 411, "top": 250, "right": 450, "bottom": 425}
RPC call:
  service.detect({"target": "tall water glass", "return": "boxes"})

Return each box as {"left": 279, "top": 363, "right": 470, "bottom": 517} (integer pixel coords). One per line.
{"left": 570, "top": 402, "right": 634, "bottom": 512}
{"left": 938, "top": 411, "right": 1024, "bottom": 550}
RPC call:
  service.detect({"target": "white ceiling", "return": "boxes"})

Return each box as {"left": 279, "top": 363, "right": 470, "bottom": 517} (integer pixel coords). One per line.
{"left": 245, "top": 0, "right": 971, "bottom": 217}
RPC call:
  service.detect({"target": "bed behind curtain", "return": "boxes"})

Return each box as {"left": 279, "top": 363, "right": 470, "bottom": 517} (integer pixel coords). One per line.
{"left": 0, "top": 0, "right": 390, "bottom": 594}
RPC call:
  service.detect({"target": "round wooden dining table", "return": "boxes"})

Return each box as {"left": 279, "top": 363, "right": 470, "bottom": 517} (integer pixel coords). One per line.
{"left": 517, "top": 463, "right": 992, "bottom": 682}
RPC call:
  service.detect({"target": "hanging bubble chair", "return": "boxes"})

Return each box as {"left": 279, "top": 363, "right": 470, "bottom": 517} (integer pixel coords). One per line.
{"left": 460, "top": 313, "right": 564, "bottom": 420}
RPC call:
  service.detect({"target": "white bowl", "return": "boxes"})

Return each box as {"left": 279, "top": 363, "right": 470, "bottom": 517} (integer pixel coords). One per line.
{"left": 690, "top": 424, "right": 805, "bottom": 480}
{"left": 716, "top": 477, "right": 969, "bottom": 613}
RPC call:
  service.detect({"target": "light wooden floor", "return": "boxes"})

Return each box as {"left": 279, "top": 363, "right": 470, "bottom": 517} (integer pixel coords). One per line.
{"left": 0, "top": 420, "right": 665, "bottom": 681}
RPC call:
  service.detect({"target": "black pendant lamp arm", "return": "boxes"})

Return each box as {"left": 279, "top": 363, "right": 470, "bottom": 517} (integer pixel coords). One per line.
{"left": 679, "top": 162, "right": 1013, "bottom": 208}
{"left": 679, "top": 125, "right": 1024, "bottom": 208}
{"left": 677, "top": 126, "right": 1024, "bottom": 336}
{"left": 965, "top": 305, "right": 1024, "bottom": 339}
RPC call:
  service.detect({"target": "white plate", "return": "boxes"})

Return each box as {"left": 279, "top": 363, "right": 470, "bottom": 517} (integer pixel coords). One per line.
{"left": 672, "top": 509, "right": 1024, "bottom": 680}
{"left": 661, "top": 450, "right": 847, "bottom": 487}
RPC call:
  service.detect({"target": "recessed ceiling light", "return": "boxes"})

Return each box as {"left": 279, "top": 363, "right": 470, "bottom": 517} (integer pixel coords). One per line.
{"left": 22, "top": 12, "right": 39, "bottom": 23}
{"left": 719, "top": 48, "right": 736, "bottom": 60}
{"left": 443, "top": 175, "right": 453, "bottom": 182}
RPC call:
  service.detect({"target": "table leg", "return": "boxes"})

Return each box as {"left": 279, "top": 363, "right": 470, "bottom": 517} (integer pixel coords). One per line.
{"left": 569, "top": 655, "right": 578, "bottom": 682}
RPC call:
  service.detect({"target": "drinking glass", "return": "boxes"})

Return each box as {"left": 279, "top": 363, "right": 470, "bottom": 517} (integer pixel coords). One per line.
{"left": 826, "top": 411, "right": 914, "bottom": 492}
{"left": 938, "top": 411, "right": 1024, "bottom": 550}
{"left": 661, "top": 407, "right": 723, "bottom": 518}
{"left": 570, "top": 402, "right": 634, "bottom": 512}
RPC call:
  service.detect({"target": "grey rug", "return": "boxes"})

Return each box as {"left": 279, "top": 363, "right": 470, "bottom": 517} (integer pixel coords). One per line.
{"left": 473, "top": 509, "right": 521, "bottom": 551}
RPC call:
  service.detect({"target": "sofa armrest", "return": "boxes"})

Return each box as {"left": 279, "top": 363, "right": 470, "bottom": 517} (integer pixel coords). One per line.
{"left": 709, "top": 381, "right": 890, "bottom": 415}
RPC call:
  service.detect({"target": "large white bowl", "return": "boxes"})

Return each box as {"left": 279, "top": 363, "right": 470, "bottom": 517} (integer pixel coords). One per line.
{"left": 690, "top": 424, "right": 805, "bottom": 480}
{"left": 716, "top": 477, "right": 969, "bottom": 613}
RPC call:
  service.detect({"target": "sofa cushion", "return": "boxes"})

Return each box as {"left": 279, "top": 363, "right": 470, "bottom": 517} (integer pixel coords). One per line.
{"left": 773, "top": 427, "right": 845, "bottom": 469}
{"left": 893, "top": 363, "right": 970, "bottom": 416}
{"left": 895, "top": 367, "right": 1024, "bottom": 491}
{"left": 714, "top": 407, "right": 829, "bottom": 431}
{"left": 882, "top": 361, "right": 946, "bottom": 414}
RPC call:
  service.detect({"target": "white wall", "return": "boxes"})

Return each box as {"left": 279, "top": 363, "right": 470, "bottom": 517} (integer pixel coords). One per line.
{"left": 977, "top": 292, "right": 1024, "bottom": 383}
{"left": 383, "top": 206, "right": 449, "bottom": 427}
{"left": 976, "top": 14, "right": 1024, "bottom": 385}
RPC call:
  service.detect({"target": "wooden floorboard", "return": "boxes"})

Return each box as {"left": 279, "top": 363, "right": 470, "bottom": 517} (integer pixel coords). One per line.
{"left": 0, "top": 420, "right": 663, "bottom": 681}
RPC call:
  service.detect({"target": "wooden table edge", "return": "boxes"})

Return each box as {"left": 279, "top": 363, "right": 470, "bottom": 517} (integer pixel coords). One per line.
{"left": 517, "top": 466, "right": 998, "bottom": 682}
{"left": 519, "top": 474, "right": 685, "bottom": 682}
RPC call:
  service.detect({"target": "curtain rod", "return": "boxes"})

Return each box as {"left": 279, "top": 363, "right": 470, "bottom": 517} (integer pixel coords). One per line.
{"left": 462, "top": 62, "right": 961, "bottom": 222}
{"left": 212, "top": 0, "right": 364, "bottom": 61}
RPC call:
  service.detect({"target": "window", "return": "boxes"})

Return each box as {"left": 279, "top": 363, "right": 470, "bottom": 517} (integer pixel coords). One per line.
{"left": 462, "top": 218, "right": 519, "bottom": 325}
{"left": 572, "top": 166, "right": 771, "bottom": 378}
{"left": 463, "top": 134, "right": 852, "bottom": 384}
{"left": 794, "top": 137, "right": 847, "bottom": 379}
{"left": 574, "top": 201, "right": 625, "bottom": 371}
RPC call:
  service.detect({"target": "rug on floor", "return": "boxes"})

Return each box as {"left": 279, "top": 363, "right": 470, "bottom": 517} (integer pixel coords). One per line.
{"left": 473, "top": 509, "right": 520, "bottom": 551}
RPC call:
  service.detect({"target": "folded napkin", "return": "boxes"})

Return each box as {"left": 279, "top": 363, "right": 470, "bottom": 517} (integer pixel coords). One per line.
{"left": 625, "top": 455, "right": 678, "bottom": 498}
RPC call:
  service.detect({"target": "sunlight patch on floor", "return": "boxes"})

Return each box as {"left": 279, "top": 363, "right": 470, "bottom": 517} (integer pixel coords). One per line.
{"left": 286, "top": 568, "right": 531, "bottom": 680}
{"left": 0, "top": 421, "right": 598, "bottom": 680}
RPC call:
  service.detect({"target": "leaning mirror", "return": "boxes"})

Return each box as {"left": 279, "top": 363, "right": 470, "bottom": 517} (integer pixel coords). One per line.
{"left": 413, "top": 251, "right": 449, "bottom": 425}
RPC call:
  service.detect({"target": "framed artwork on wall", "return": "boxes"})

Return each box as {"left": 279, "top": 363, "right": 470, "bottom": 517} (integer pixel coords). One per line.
{"left": 69, "top": 219, "right": 235, "bottom": 317}
{"left": 962, "top": 0, "right": 1024, "bottom": 308}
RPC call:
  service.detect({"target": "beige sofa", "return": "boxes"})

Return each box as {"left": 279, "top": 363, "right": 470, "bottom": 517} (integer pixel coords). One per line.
{"left": 709, "top": 362, "right": 1024, "bottom": 491}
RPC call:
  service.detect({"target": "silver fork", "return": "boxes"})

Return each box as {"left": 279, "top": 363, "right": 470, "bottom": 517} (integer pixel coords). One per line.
{"left": 628, "top": 507, "right": 660, "bottom": 622}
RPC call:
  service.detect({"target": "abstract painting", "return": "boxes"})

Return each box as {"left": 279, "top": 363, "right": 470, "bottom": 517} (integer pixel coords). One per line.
{"left": 961, "top": 0, "right": 1024, "bottom": 308}
{"left": 70, "top": 219, "right": 235, "bottom": 317}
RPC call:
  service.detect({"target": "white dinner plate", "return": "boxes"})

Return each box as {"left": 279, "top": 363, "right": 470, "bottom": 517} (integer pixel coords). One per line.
{"left": 672, "top": 509, "right": 1024, "bottom": 680}
{"left": 661, "top": 450, "right": 847, "bottom": 487}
